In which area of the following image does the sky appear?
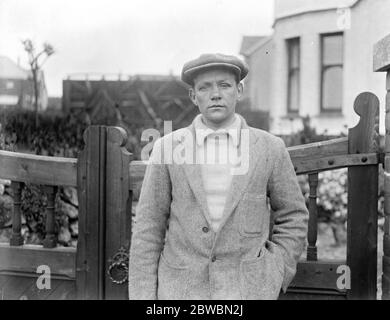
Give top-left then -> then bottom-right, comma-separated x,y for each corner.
0,0 -> 274,96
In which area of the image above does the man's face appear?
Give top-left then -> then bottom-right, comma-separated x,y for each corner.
189,69 -> 243,129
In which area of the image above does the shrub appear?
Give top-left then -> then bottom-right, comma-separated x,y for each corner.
0,108 -> 88,157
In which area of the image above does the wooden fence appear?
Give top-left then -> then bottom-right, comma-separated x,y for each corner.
0,153 -> 77,299
0,91 -> 385,299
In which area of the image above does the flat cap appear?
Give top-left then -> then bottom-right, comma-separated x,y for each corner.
181,53 -> 249,85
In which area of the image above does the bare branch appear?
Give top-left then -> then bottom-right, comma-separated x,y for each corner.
20,39 -> 56,127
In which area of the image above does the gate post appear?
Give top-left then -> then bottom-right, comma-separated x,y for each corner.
76,126 -> 106,300
104,127 -> 133,299
374,34 -> 390,300
76,126 -> 132,300
347,92 -> 379,300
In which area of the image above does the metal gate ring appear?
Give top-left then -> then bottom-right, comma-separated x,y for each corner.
107,246 -> 129,285
108,261 -> 129,284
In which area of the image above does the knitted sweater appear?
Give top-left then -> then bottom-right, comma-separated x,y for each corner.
193,114 -> 241,232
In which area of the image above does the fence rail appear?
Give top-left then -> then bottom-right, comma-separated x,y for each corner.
0,150 -> 77,187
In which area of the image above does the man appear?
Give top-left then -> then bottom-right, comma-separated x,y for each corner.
128,53 -> 308,300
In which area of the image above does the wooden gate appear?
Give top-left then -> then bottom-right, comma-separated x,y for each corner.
76,126 -> 133,299
75,92 -> 381,300
280,92 -> 380,299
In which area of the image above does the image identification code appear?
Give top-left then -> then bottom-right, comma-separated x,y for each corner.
146,304 -> 243,317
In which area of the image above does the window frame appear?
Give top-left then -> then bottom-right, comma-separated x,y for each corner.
320,32 -> 344,113
287,37 -> 301,114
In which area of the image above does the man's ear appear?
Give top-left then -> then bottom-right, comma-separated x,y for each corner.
237,82 -> 244,99
189,88 -> 197,106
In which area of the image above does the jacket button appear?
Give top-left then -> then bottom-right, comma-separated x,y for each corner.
211,256 -> 217,262
202,227 -> 209,233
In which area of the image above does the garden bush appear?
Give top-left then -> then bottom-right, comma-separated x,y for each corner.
0,108 -> 87,157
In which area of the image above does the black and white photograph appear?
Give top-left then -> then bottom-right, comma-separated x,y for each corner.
0,0 -> 390,305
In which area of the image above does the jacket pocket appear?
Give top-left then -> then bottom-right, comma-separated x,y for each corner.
239,194 -> 268,236
239,244 -> 284,300
157,253 -> 190,300
265,240 -> 285,278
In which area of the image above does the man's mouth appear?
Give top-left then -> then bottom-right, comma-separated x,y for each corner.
209,105 -> 225,109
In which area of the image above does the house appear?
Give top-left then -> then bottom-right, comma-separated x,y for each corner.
0,56 -> 48,111
240,0 -> 390,135
240,36 -> 273,113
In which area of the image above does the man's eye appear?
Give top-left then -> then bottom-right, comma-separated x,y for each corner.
220,83 -> 231,88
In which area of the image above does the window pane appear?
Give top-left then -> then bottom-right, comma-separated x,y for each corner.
288,70 -> 299,112
323,34 -> 343,65
287,38 -> 300,112
322,67 -> 343,110
288,38 -> 300,69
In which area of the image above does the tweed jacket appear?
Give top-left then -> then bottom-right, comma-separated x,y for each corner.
128,115 -> 308,300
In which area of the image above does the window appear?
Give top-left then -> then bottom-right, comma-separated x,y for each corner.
321,33 -> 343,112
287,38 -> 300,113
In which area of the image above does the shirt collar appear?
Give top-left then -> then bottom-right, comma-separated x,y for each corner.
194,114 -> 241,147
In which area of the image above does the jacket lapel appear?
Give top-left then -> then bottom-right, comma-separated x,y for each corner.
178,124 -> 214,227
182,163 -> 214,227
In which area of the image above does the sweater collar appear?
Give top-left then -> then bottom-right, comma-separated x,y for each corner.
193,114 -> 241,147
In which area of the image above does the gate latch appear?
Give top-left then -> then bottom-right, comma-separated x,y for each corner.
107,246 -> 129,285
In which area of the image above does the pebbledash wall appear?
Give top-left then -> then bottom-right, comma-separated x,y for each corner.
242,0 -> 390,135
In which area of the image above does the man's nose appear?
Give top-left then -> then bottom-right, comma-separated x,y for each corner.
210,85 -> 221,100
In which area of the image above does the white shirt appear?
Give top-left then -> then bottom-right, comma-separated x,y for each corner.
193,114 -> 242,232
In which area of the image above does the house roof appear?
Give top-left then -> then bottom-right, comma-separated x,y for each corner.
240,36 -> 272,57
0,56 -> 30,80
240,36 -> 266,55
274,0 -> 362,21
